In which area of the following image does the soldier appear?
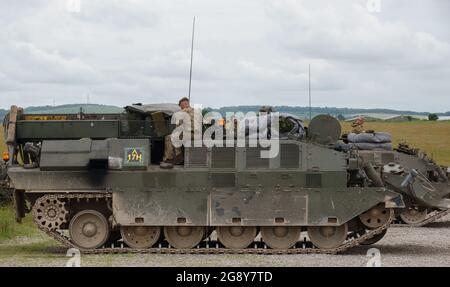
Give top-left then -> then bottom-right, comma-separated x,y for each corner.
351,116 -> 365,134
160,97 -> 201,169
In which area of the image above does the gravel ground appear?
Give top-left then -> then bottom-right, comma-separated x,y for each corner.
1,215 -> 450,267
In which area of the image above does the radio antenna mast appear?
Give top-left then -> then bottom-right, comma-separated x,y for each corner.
188,16 -> 196,101
309,64 -> 312,121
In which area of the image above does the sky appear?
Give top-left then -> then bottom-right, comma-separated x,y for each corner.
0,0 -> 449,112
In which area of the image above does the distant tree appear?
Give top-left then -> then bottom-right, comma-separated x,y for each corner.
428,114 -> 439,121
406,115 -> 413,121
337,114 -> 346,121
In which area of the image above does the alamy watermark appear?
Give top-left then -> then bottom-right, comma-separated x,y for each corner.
170,110 -> 280,158
366,248 -> 382,267
66,0 -> 81,13
66,248 -> 81,267
366,0 -> 381,13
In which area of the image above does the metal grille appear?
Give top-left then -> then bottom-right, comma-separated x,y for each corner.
280,144 -> 299,168
187,147 -> 208,167
246,148 -> 269,168
211,147 -> 236,168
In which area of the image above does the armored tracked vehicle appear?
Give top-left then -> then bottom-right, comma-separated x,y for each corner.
2,105 -> 408,253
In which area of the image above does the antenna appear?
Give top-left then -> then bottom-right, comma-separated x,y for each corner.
309,64 -> 312,121
188,16 -> 196,101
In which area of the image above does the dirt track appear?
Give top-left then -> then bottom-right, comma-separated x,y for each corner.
1,216 -> 450,267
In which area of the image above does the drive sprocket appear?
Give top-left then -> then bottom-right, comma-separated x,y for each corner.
32,195 -> 68,230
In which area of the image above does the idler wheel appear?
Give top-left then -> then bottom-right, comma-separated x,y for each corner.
359,204 -> 393,229
261,226 -> 301,249
69,210 -> 110,249
307,223 -> 348,249
400,206 -> 428,225
163,226 -> 205,249
216,226 -> 257,249
120,226 -> 161,249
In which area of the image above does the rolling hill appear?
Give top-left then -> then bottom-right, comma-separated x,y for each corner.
1,104 -> 449,122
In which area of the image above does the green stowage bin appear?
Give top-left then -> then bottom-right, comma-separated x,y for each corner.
16,120 -> 120,140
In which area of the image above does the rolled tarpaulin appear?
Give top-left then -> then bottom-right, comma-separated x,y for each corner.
347,132 -> 392,144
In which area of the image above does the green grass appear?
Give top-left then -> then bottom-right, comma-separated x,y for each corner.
0,240 -> 61,256
341,120 -> 450,166
0,128 -> 5,152
0,205 -> 41,242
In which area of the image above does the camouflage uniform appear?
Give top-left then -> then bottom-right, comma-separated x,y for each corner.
351,117 -> 365,134
163,106 -> 201,163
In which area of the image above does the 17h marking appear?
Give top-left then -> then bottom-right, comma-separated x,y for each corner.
128,149 -> 143,162
124,148 -> 145,166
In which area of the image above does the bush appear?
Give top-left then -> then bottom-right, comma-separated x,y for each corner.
0,187 -> 12,204
428,114 -> 439,121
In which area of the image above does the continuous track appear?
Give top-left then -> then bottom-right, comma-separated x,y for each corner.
33,193 -> 393,255
393,209 -> 450,227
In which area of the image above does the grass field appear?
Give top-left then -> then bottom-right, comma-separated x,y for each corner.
341,121 -> 450,165
0,129 -> 5,152
0,206 -> 42,241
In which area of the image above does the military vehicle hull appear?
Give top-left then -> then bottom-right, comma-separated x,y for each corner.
9,168 -> 400,228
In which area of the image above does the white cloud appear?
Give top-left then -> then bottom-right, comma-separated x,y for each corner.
0,42 -> 102,84
0,0 -> 449,112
